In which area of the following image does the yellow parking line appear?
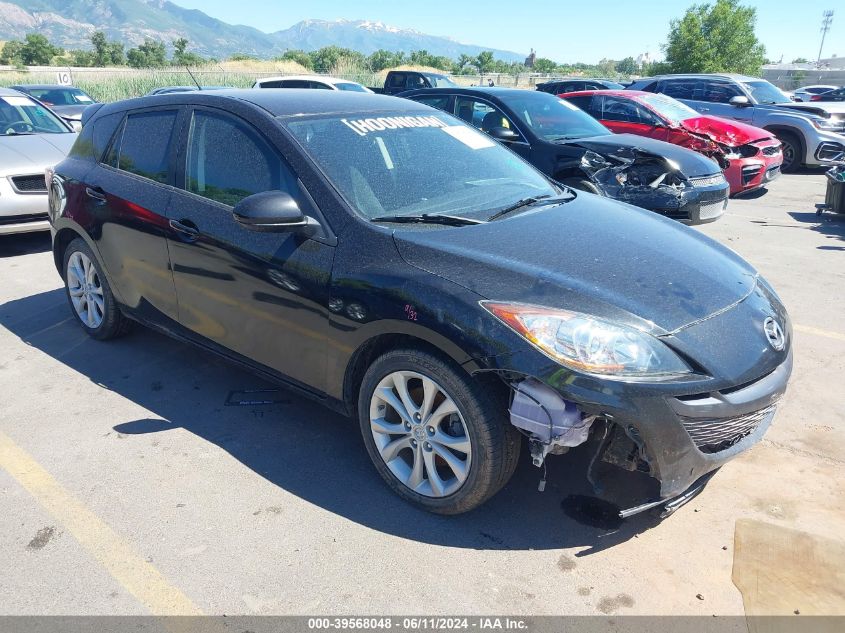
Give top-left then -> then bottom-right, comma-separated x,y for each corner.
794,324 -> 845,343
0,431 -> 202,616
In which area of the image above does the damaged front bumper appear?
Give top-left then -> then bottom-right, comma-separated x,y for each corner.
578,148 -> 729,225
496,344 -> 792,515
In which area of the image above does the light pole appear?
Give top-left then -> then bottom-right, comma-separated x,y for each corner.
818,10 -> 834,63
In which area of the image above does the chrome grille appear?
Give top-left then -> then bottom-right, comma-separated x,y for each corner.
689,173 -> 726,188
681,404 -> 777,454
10,174 -> 47,193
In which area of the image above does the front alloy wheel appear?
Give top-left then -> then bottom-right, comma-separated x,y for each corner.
369,370 -> 472,498
358,349 -> 520,514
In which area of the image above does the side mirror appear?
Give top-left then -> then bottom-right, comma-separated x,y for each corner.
729,95 -> 751,107
488,126 -> 519,142
233,191 -> 315,233
64,118 -> 82,132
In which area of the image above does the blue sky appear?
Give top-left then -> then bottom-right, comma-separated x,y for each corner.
175,0 -> 842,64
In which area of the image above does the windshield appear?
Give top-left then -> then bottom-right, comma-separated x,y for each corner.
285,111 -> 557,220
639,93 -> 700,123
0,94 -> 69,134
335,82 -> 370,93
425,74 -> 458,88
742,80 -> 790,105
506,92 -> 609,141
25,87 -> 95,106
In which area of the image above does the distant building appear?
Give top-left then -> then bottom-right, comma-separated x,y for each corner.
524,48 -> 536,68
636,52 -> 652,69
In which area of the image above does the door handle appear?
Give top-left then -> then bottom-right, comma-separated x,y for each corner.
169,219 -> 200,240
85,186 -> 106,203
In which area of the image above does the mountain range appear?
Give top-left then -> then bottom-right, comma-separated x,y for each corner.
0,0 -> 525,62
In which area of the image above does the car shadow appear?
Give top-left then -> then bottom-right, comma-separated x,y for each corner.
0,231 -> 52,257
787,210 -> 845,243
1,288 -> 667,553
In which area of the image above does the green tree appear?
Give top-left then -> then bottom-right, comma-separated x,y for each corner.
616,56 -> 638,75
367,49 -> 404,71
90,31 -> 125,66
172,38 -> 204,66
127,39 -> 168,68
453,53 -> 476,74
308,46 -> 365,72
664,0 -> 765,74
276,49 -> 314,69
475,51 -> 495,74
532,57 -> 558,74
791,57 -> 808,64
0,40 -> 24,65
69,49 -> 96,67
14,33 -> 63,65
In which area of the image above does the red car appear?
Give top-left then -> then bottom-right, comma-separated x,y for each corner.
559,90 -> 783,196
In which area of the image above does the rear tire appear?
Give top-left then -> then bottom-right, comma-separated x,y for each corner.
358,348 -> 520,514
63,237 -> 131,340
777,132 -> 802,173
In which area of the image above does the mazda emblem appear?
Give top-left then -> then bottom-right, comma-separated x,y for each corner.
763,317 -> 785,351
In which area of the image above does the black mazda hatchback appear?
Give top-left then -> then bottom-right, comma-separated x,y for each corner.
48,90 -> 791,517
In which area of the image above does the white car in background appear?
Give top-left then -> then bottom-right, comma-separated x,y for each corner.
252,75 -> 373,92
0,89 -> 77,235
793,85 -> 838,102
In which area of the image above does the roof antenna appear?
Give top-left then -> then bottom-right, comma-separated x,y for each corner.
185,65 -> 202,90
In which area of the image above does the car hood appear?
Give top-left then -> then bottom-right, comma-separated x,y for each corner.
50,104 -> 88,119
393,194 -> 758,334
679,116 -> 771,146
0,133 -> 77,173
777,101 -> 845,115
565,133 -> 720,177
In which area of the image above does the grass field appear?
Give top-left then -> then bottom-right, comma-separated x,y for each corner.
0,61 -> 527,102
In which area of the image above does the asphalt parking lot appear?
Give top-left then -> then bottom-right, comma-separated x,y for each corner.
0,172 -> 843,617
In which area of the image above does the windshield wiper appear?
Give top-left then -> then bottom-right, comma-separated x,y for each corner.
370,213 -> 484,226
487,194 -> 572,222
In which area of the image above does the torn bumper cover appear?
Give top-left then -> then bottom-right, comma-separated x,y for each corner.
578,147 -> 729,224
498,337 -> 792,514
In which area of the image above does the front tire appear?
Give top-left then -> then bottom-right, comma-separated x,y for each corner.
358,349 -> 520,514
777,132 -> 802,173
63,237 -> 131,340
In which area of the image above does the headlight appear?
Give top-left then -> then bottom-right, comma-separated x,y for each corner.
482,302 -> 692,378
811,116 -> 844,132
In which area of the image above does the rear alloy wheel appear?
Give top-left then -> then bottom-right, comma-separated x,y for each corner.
358,349 -> 520,514
777,132 -> 802,173
63,238 -> 131,340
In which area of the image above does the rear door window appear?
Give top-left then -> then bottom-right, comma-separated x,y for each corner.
600,96 -> 657,124
412,95 -> 452,112
563,95 -> 596,115
701,81 -> 744,103
109,109 -> 178,184
185,110 -> 297,207
454,97 -> 522,139
660,79 -> 703,101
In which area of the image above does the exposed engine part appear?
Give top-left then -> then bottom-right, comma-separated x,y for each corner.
509,378 -> 596,467
577,148 -> 696,213
600,424 -> 651,474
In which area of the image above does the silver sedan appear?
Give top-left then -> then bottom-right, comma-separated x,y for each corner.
0,88 -> 77,235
